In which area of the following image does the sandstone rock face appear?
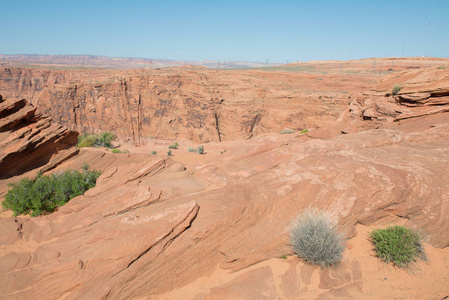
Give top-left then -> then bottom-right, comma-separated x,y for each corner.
1,65 -> 449,299
314,67 -> 449,139
1,116 -> 449,299
0,95 -> 78,180
358,67 -> 449,122
0,67 -> 376,144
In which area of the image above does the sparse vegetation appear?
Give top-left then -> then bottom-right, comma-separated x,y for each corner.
281,129 -> 295,134
82,162 -> 89,171
167,150 -> 173,156
300,129 -> 309,134
221,150 -> 227,154
151,150 -> 157,155
187,146 -> 205,154
168,142 -> 179,149
437,66 -> 446,69
111,148 -> 129,154
196,145 -> 204,154
392,84 -> 402,95
370,225 -> 426,268
2,166 -> 101,217
290,209 -> 345,267
77,132 -> 115,148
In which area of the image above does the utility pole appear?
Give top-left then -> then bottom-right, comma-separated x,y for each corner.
425,23 -> 430,57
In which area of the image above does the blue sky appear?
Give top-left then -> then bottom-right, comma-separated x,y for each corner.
1,0 -> 448,62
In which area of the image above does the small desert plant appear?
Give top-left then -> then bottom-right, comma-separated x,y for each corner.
96,132 -> 115,148
187,146 -> 195,152
196,145 -> 204,154
290,209 -> 345,267
77,134 -> 98,148
151,150 -> 157,155
168,142 -> 179,149
167,150 -> 173,156
82,162 -> 90,171
300,129 -> 309,134
111,148 -> 129,153
370,225 -> 426,268
392,84 -> 402,95
437,66 -> 446,69
281,129 -> 295,134
77,132 -> 115,148
2,167 -> 101,217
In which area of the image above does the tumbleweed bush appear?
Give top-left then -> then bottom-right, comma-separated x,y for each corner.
290,209 -> 345,267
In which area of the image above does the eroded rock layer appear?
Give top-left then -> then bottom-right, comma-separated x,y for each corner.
362,67 -> 449,121
1,66 -> 449,299
1,116 -> 449,298
0,95 -> 78,180
0,67 -> 377,144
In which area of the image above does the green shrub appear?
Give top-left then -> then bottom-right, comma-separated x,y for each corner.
151,150 -> 157,155
392,84 -> 402,95
111,148 -> 129,154
281,129 -> 295,134
77,132 -> 115,148
77,134 -> 98,148
300,129 -> 309,134
370,225 -> 426,268
82,162 -> 89,171
168,142 -> 179,149
187,146 -> 195,152
2,168 -> 101,217
196,145 -> 204,154
167,150 -> 173,156
437,66 -> 446,69
96,132 -> 115,148
290,209 -> 345,267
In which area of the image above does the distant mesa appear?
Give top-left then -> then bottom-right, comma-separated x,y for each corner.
0,54 -> 280,69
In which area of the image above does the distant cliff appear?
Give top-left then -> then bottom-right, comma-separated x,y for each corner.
0,66 -> 374,144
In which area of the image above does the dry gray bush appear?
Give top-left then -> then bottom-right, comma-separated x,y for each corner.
290,209 -> 345,267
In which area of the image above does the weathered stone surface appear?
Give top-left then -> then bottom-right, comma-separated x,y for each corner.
0,66 -> 375,144
1,117 -> 449,299
0,96 -> 78,180
205,266 -> 278,300
358,67 -> 449,122
1,63 -> 449,299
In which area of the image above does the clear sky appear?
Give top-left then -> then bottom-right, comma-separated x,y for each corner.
1,0 -> 448,62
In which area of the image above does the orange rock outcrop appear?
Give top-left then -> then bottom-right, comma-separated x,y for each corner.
1,62 -> 449,299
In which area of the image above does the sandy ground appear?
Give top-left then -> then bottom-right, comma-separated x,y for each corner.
153,224 -> 449,299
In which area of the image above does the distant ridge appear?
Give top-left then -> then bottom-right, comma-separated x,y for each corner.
0,54 -> 280,69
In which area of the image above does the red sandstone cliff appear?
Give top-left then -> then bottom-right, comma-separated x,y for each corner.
1,65 -> 449,298
0,67 -> 376,144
